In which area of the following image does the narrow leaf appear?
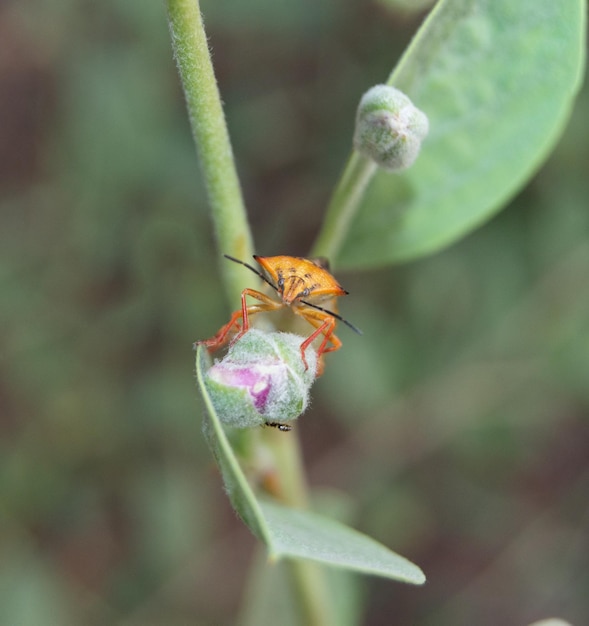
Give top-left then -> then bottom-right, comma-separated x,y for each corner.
259,499 -> 425,584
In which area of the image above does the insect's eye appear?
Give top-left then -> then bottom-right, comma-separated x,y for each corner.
277,277 -> 284,290
301,288 -> 310,297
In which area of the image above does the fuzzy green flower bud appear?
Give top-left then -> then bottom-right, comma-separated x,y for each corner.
354,84 -> 429,171
204,329 -> 318,430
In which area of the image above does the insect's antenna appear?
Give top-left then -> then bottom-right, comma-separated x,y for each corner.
300,299 -> 363,335
223,254 -> 278,292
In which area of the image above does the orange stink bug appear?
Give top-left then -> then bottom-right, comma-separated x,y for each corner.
199,254 -> 361,373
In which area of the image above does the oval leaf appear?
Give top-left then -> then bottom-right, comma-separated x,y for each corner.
337,0 -> 585,268
196,345 -> 425,584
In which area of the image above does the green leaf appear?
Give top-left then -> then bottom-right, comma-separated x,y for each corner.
196,345 -> 425,584
258,499 -> 425,583
337,0 -> 586,269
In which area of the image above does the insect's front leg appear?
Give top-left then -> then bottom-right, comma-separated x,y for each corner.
232,288 -> 284,341
197,288 -> 283,352
196,309 -> 244,352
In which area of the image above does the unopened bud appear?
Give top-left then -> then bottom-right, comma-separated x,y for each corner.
354,84 -> 429,171
204,329 -> 318,430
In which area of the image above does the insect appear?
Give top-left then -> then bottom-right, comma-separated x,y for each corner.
199,254 -> 362,374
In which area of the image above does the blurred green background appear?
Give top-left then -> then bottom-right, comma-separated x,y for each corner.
1,1 -> 587,625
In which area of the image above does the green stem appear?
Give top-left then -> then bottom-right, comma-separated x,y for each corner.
261,429 -> 335,626
167,3 -> 335,624
288,559 -> 335,626
165,0 -> 254,303
262,427 -> 309,508
310,151 -> 377,264
311,0 -> 445,264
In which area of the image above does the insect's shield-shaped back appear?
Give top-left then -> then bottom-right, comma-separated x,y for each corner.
204,329 -> 318,429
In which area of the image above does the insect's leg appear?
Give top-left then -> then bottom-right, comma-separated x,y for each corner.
298,312 -> 341,371
299,317 -> 331,373
317,326 -> 342,355
197,309 -> 244,352
233,288 -> 283,342
198,289 -> 283,352
240,288 -> 250,332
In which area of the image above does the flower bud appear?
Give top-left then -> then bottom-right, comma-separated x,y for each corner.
204,329 -> 318,430
353,84 -> 429,171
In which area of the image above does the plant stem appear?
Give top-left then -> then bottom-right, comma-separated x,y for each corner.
166,3 -> 335,624
165,0 -> 254,303
288,559 -> 335,626
262,429 -> 335,626
310,151 -> 377,265
263,427 -> 309,508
